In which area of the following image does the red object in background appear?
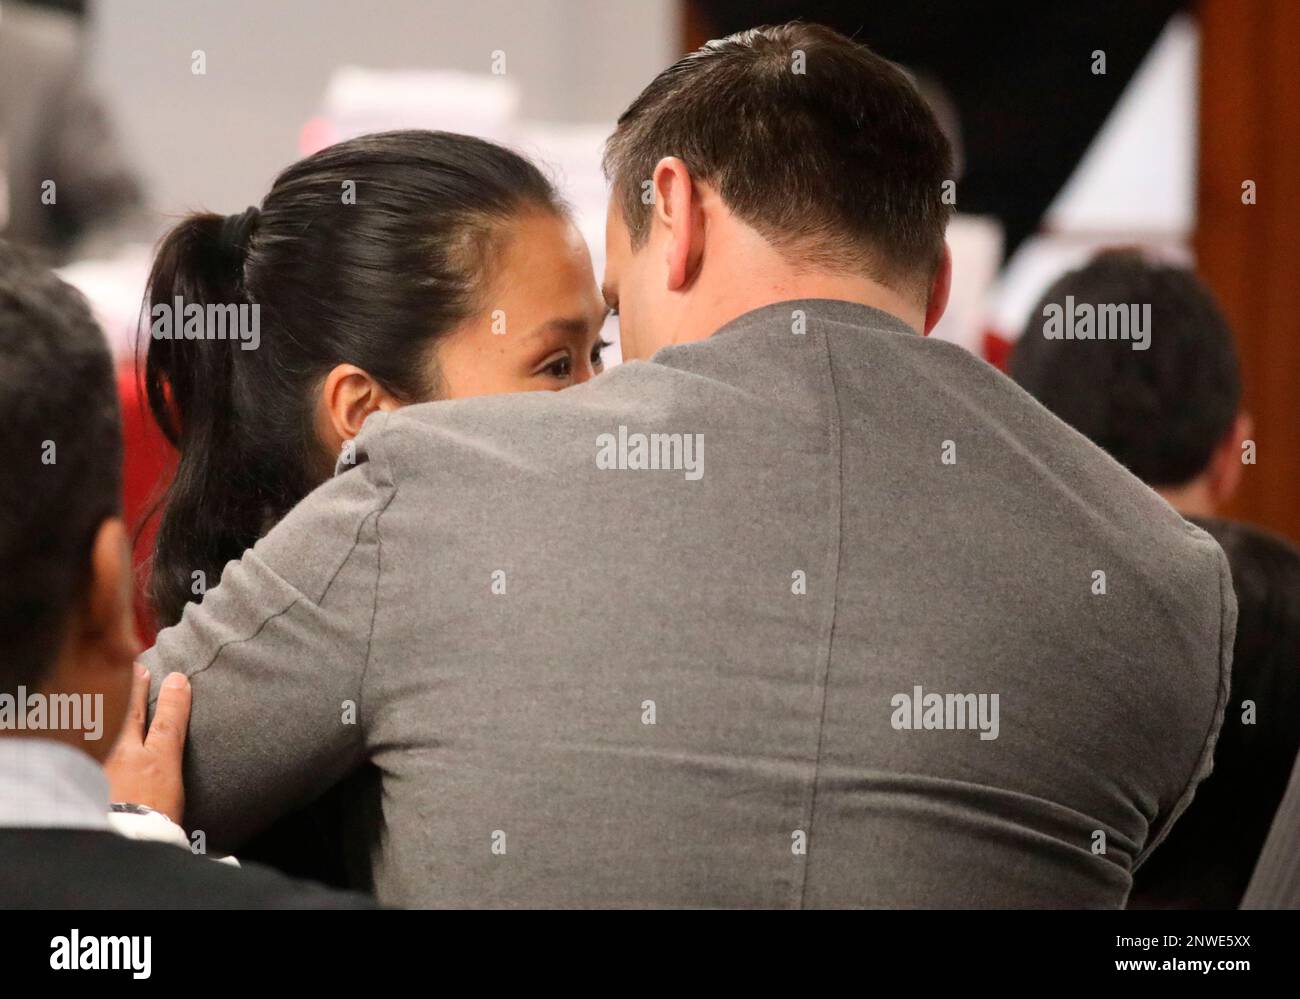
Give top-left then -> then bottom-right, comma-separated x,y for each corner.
983,329 -> 1014,372
117,365 -> 176,646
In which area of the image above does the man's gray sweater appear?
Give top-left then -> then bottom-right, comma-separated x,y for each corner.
145,300 -> 1235,907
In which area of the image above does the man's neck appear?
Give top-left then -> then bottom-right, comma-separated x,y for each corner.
1156,479 -> 1217,519
675,228 -> 926,347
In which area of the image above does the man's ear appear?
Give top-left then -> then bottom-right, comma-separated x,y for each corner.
319,364 -> 400,455
651,157 -> 705,292
922,243 -> 953,336
84,518 -> 141,665
1208,411 -> 1253,508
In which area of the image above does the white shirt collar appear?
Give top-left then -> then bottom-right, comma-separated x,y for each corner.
0,737 -> 110,830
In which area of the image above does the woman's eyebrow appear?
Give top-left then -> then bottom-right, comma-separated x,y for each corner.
525,310 -> 611,341
524,317 -> 589,341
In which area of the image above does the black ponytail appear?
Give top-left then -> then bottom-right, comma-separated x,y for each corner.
143,130 -> 564,627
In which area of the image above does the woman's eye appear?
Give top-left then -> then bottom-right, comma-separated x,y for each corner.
592,339 -> 611,367
543,355 -> 572,379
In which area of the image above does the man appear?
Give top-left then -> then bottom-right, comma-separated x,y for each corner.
1011,249 -> 1300,908
0,242 -> 373,908
1009,249 -> 1252,518
146,23 -> 1233,907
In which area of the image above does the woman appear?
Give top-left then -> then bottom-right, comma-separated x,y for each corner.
136,130 -> 609,886
144,129 -> 610,629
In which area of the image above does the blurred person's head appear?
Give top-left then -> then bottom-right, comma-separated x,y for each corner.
0,242 -> 140,759
602,22 -> 954,360
1010,248 -> 1250,516
144,130 -> 607,628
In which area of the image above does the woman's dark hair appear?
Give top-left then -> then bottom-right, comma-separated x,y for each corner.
143,130 -> 564,628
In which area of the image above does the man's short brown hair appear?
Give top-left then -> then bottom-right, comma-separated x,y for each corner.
604,22 -> 954,297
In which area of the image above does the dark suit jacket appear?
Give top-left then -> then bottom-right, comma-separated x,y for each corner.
1130,518 -> 1300,909
0,828 -> 377,909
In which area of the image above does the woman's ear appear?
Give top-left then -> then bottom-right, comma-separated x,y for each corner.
318,364 -> 400,454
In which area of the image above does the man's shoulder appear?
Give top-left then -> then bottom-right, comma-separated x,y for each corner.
829,319 -> 1232,603
222,364 -> 687,613
351,300 -> 918,472
0,828 -> 377,909
358,359 -> 708,474
389,358 -> 688,427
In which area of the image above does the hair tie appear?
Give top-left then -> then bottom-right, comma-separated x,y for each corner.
219,205 -> 261,261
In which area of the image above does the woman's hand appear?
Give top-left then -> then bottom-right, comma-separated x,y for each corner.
104,664 -> 192,825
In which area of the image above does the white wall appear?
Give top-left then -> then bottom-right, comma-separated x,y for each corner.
87,0 -> 676,214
